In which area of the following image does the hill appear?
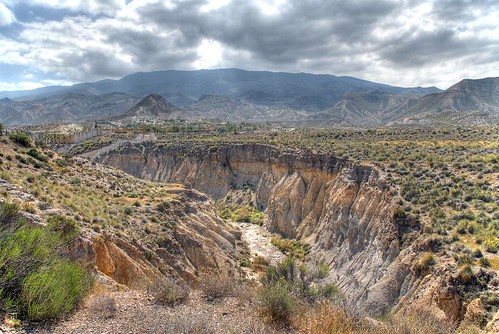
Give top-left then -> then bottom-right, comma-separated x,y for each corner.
388,77 -> 499,125
105,94 -> 186,126
0,93 -> 139,126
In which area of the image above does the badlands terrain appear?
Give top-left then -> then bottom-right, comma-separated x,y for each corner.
0,69 -> 498,333
0,124 -> 497,333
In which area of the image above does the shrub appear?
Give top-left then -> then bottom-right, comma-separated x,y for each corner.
412,252 -> 435,276
21,261 -> 89,321
150,279 -> 189,306
484,236 -> 498,253
55,159 -> 68,167
258,282 -> 297,326
70,177 -> 81,185
479,257 -> 491,268
262,256 -> 297,285
198,273 -> 237,299
156,201 -> 170,213
271,237 -> 310,260
219,205 -> 264,224
26,148 -> 48,163
9,132 -> 32,147
317,261 -> 329,279
296,301 -> 355,334
316,283 -> 339,300
252,255 -> 269,271
46,214 -> 80,242
0,201 -> 90,321
0,201 -> 23,228
457,264 -> 474,284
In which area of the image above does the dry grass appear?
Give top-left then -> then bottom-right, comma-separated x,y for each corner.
197,273 -> 238,299
149,279 -> 190,306
295,300 -> 356,334
293,300 -> 457,334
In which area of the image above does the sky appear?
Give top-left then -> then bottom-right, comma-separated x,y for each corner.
0,0 -> 498,91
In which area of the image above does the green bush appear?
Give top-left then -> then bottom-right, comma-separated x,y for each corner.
0,201 -> 89,321
457,264 -> 474,284
9,132 -> 32,147
317,261 -> 329,279
219,205 -> 264,224
258,282 -> 296,326
484,236 -> 498,253
26,148 -> 48,163
0,201 -> 23,229
46,214 -> 80,242
70,177 -> 81,185
150,279 -> 189,306
21,261 -> 89,320
271,237 -> 310,260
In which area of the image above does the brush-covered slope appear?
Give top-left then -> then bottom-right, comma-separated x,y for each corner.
0,93 -> 140,126
389,77 -> 499,125
0,135 -> 240,290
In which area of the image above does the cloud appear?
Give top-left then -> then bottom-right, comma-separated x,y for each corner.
0,3 -> 16,26
0,81 -> 44,91
8,0 -> 126,16
0,0 -> 498,88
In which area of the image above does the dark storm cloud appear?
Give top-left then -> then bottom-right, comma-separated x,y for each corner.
137,0 -> 397,65
432,0 -> 498,22
377,0 -> 499,69
105,28 -> 199,68
60,51 -> 133,79
380,29 -> 467,67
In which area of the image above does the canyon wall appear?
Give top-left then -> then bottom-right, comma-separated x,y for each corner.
87,143 -> 425,315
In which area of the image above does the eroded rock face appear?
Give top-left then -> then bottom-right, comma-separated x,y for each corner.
62,189 -> 240,289
87,143 -> 416,315
87,142 -> 497,324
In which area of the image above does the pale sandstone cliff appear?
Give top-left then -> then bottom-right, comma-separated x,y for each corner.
84,143 -> 415,315
85,142 -> 497,325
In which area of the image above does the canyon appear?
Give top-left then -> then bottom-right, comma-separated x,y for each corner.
82,141 -> 458,318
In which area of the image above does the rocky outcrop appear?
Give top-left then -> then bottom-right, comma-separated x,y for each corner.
65,194 -> 240,288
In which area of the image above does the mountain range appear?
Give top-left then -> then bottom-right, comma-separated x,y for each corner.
0,69 -> 497,127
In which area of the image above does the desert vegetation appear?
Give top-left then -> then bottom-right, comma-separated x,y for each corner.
0,202 -> 90,321
0,126 -> 497,332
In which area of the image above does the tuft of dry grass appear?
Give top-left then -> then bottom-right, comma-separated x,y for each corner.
149,279 -> 190,306
295,300 -> 356,334
197,273 -> 238,299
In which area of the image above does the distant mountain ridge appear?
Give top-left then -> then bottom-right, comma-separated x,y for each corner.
0,69 -> 497,127
123,94 -> 182,117
0,68 -> 439,106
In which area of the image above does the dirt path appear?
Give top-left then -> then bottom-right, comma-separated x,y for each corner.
237,222 -> 286,266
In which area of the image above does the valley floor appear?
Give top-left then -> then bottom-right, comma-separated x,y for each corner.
1,220 -> 291,334
43,290 -> 285,334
